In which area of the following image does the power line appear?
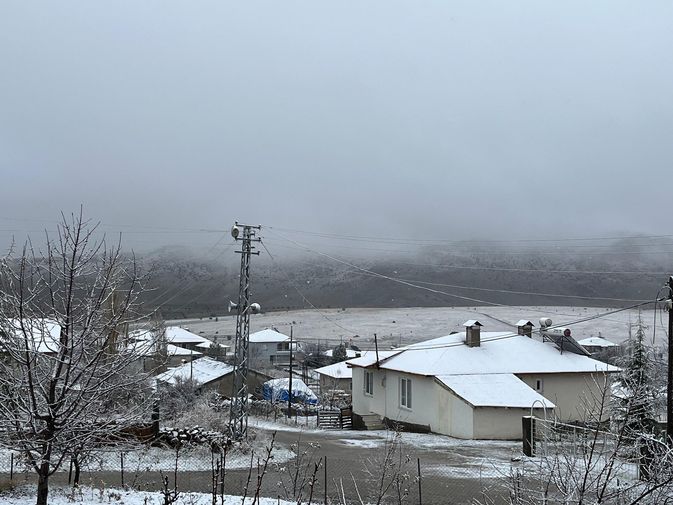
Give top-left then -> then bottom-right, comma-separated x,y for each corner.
264,229 -> 658,307
264,229 -> 505,307
261,240 -> 671,276
143,235 -> 236,310
365,275 -> 650,303
375,300 -> 661,352
259,239 -> 357,336
267,225 -> 673,246
261,235 -> 673,257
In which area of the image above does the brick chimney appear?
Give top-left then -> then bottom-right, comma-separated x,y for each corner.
463,320 -> 483,347
516,320 -> 534,338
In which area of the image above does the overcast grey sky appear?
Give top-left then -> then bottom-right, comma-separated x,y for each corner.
1,1 -> 672,256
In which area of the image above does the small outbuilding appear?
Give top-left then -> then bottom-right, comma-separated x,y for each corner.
155,357 -> 270,397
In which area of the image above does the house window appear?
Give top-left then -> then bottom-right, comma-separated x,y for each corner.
364,370 -> 374,396
400,377 -> 412,409
535,378 -> 544,393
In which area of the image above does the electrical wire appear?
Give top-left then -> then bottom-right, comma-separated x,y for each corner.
261,240 -> 671,276
259,239 -> 357,335
371,299 -> 662,352
267,225 -> 673,246
264,229 -> 505,307
264,230 -> 658,307
368,276 -> 650,303
143,235 -> 236,311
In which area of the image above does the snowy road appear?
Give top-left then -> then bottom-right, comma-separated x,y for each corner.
0,422 -> 521,504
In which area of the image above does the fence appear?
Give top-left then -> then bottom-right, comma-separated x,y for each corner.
511,416 -> 673,504
0,431 -> 515,504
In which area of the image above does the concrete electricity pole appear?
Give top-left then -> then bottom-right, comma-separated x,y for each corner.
229,223 -> 261,440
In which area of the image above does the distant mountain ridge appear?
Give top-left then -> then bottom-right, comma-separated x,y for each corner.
138,239 -> 672,319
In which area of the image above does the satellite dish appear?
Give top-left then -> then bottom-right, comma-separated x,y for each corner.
250,303 -> 261,314
231,226 -> 241,239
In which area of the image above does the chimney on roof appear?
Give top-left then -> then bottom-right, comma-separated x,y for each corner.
463,320 -> 483,347
516,320 -> 535,338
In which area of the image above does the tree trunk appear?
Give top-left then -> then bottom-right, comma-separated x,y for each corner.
73,457 -> 81,487
36,462 -> 50,505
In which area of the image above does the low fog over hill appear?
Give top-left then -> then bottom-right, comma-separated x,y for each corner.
139,237 -> 673,319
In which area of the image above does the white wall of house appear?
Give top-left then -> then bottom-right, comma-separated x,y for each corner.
517,372 -> 611,422
382,370 -> 439,430
355,368 -> 458,434
354,367 -> 565,440
353,367 -> 387,416
436,388 -> 474,439
473,407 -> 531,439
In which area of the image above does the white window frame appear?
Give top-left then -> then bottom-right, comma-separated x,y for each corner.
400,377 -> 412,409
364,370 -> 374,396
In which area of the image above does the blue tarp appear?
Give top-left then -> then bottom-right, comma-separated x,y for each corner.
262,378 -> 319,405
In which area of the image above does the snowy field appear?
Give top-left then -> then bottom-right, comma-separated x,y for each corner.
168,305 -> 662,349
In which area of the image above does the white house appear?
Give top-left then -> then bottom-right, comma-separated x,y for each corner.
127,326 -> 230,370
129,326 -> 226,353
350,321 -> 619,440
315,351 -> 398,395
249,328 -> 304,367
577,336 -> 619,355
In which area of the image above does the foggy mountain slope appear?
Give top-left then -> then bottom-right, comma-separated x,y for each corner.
138,240 -> 672,318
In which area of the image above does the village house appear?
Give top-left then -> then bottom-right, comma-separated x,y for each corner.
249,328 -> 304,367
154,356 -> 271,397
350,320 -> 619,440
129,326 -> 228,354
577,335 -> 620,359
127,326 -> 230,372
315,350 -> 398,396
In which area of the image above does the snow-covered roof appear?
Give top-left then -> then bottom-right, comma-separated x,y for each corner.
127,338 -> 202,358
263,378 -> 318,401
315,361 -> 351,380
155,357 -> 233,386
249,328 -> 290,343
347,350 -> 403,368
516,320 -> 535,327
349,332 -> 619,375
463,320 -> 482,327
1,319 -> 62,354
435,374 -> 555,409
166,344 -> 202,357
577,336 -> 619,348
130,326 -> 216,347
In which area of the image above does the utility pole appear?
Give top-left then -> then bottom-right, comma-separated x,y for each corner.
667,276 -> 673,443
288,325 -> 293,418
228,223 -> 261,440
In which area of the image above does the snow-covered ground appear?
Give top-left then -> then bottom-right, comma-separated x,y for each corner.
0,486 -> 296,505
168,306 -> 658,348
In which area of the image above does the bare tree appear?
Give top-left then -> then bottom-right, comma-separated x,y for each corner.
0,212 -> 154,505
481,375 -> 673,505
